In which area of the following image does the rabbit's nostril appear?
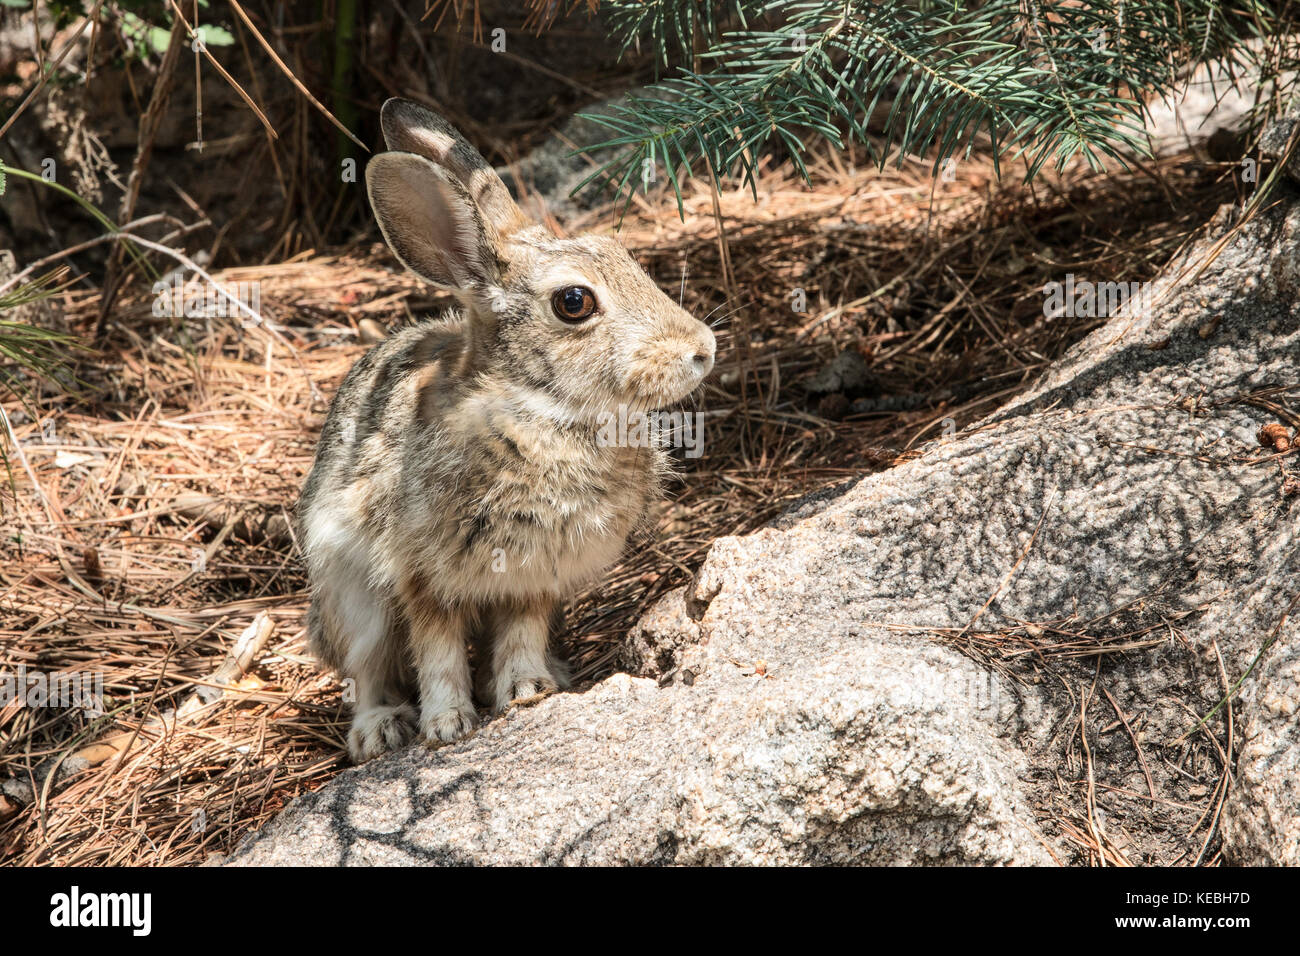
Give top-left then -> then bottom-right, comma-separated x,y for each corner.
680,346 -> 714,380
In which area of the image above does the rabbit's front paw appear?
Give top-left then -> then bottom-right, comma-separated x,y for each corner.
421,704 -> 478,744
348,703 -> 418,763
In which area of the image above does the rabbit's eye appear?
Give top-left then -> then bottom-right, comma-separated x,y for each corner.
552,286 -> 597,323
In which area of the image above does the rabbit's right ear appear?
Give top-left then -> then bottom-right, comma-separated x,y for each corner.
366,152 -> 501,293
379,98 -> 530,237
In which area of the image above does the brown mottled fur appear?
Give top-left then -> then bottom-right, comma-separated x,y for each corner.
298,100 -> 715,762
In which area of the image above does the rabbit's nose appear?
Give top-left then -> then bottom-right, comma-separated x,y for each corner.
687,350 -> 714,377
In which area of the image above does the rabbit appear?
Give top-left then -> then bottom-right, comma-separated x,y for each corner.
299,98 -> 716,763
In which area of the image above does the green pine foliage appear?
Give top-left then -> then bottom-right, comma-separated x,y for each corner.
580,0 -> 1300,210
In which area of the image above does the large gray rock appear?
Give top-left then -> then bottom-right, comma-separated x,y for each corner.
230,656 -> 1048,865
228,181 -> 1300,867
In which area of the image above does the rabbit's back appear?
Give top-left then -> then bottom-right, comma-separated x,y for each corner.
298,317 -> 467,666
300,316 -> 464,518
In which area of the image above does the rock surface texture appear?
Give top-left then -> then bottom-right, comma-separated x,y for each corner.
229,180 -> 1300,867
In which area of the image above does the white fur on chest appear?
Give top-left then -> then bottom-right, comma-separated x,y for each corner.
396,389 -> 654,602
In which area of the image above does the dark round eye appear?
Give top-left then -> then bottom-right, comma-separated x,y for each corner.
551,285 -> 597,323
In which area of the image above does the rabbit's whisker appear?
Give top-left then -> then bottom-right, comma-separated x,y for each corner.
700,298 -> 734,325
707,303 -> 747,329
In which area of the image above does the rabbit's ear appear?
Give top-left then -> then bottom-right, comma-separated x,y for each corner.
379,98 -> 529,237
366,152 -> 501,292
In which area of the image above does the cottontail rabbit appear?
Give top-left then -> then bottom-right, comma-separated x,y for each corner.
299,99 -> 716,763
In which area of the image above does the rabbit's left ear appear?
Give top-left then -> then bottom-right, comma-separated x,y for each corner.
380,98 -> 530,237
366,152 -> 501,293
